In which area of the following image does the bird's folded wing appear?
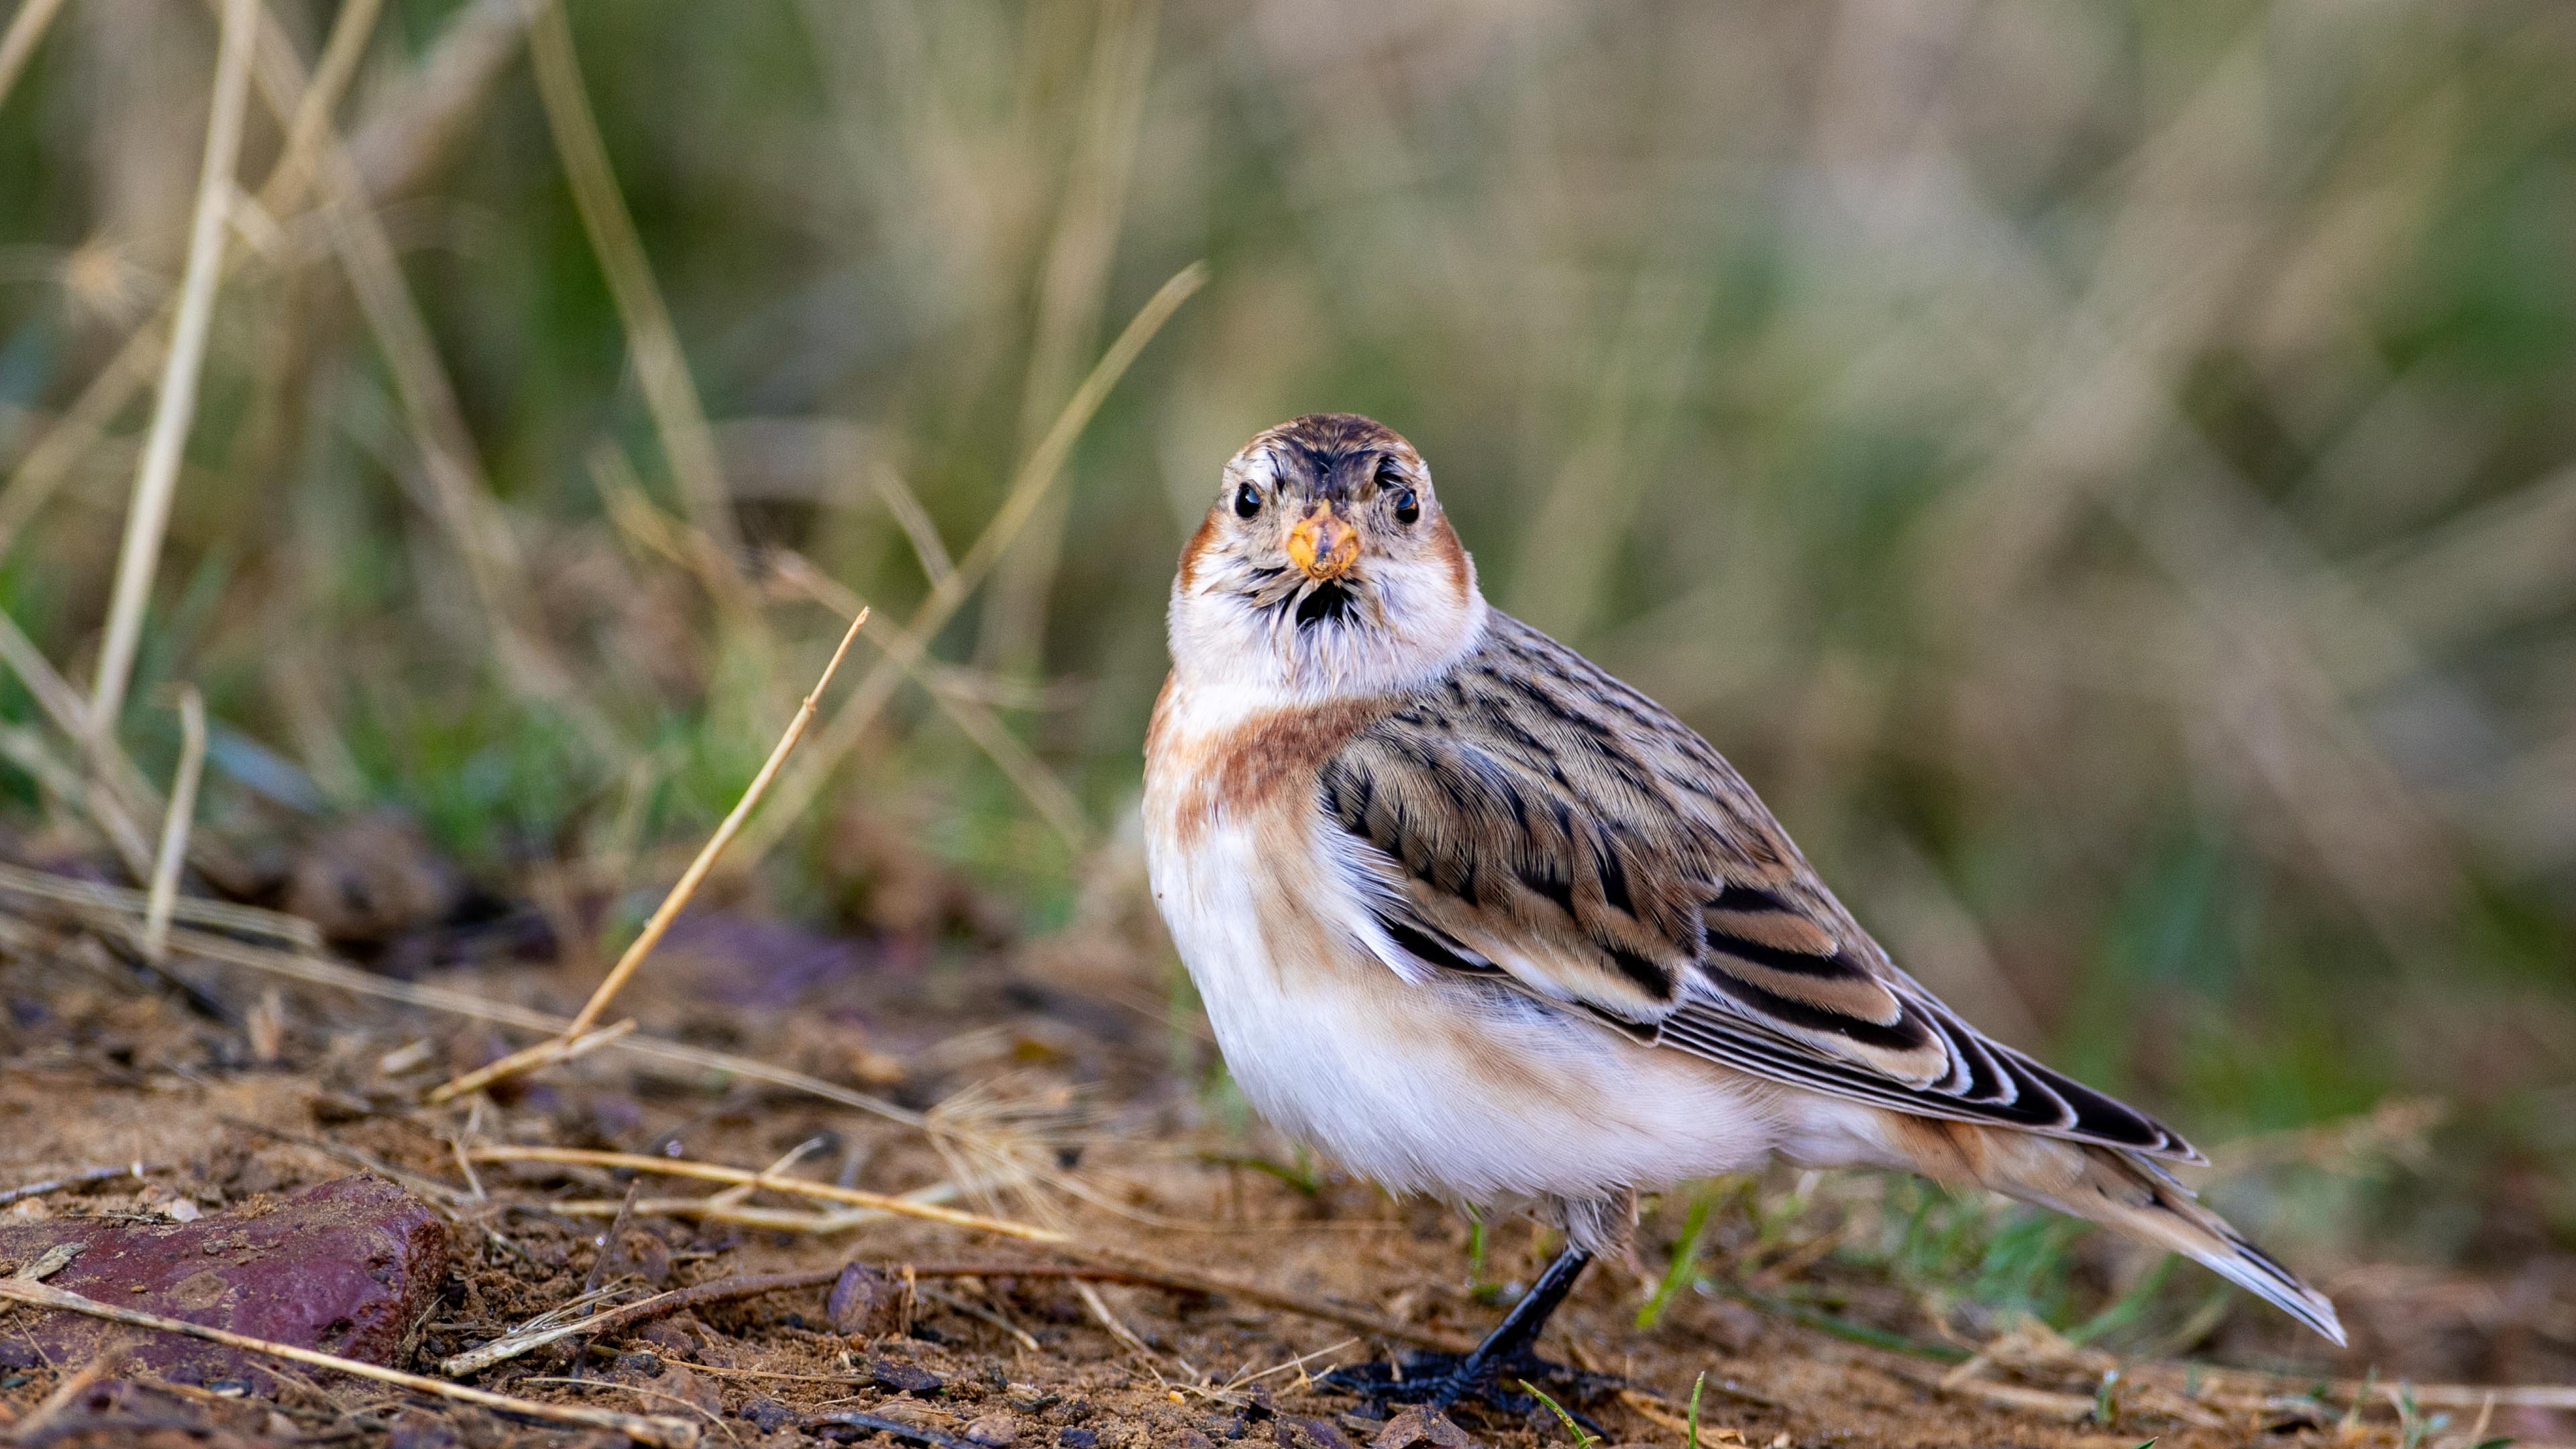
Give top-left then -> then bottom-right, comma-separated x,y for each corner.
1316,615 -> 2199,1163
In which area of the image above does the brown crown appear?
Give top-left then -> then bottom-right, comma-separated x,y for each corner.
1242,414 -> 1423,504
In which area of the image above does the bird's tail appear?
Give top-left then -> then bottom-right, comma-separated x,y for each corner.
1858,1112 -> 2345,1344
2048,1146 -> 2344,1345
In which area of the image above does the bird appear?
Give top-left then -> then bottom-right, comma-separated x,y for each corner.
1141,412 -> 2343,1417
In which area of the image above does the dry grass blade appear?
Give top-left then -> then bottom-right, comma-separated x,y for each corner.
0,612 -> 155,879
443,1256 -> 1443,1379
705,1136 -> 830,1211
1918,1315 -> 2576,1419
344,0 -> 540,201
543,1191 -> 953,1233
139,686 -> 206,963
528,1 -> 743,565
916,1283 -> 1042,1352
133,921 -> 921,1126
0,859 -> 319,947
770,552 -> 1089,847
440,1267 -> 845,1377
0,1163 -> 154,1210
1073,1279 -> 1162,1366
0,0 -> 69,114
1880,1358 -> 2110,1424
445,1018 -> 636,1093
0,335 -> 160,561
2129,1363 -> 2576,1415
0,602 -> 91,744
264,0 -> 386,201
462,1146 -> 1065,1243
0,1277 -> 699,1446
865,457 -> 955,584
88,0 -> 259,738
425,607 -> 866,1104
8,1355 -> 112,1442
735,260 -> 1206,868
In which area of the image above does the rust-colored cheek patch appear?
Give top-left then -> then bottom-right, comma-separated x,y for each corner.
1175,511 -> 1222,592
1430,519 -> 1470,598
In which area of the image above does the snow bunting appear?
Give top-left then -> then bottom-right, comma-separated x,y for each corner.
1143,413 -> 2341,1411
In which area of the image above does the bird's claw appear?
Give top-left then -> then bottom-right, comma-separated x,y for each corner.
1319,1349 -> 1620,1434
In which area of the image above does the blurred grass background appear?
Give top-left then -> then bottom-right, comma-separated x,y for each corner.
0,0 -> 2571,1303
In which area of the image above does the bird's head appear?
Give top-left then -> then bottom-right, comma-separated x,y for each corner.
1168,413 -> 1486,700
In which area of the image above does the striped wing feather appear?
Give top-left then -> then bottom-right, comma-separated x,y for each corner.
1320,613 -> 2200,1164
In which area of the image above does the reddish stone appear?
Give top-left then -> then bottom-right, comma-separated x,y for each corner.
828,1262 -> 914,1338
0,1175 -> 449,1385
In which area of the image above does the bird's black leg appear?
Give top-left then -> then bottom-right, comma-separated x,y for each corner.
1320,1246 -> 1621,1430
1443,1244 -> 1590,1389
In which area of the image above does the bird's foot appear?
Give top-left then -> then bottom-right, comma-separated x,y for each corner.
1320,1349 -> 1620,1434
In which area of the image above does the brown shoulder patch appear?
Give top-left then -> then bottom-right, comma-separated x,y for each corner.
1157,697 -> 1389,851
1210,699 -> 1387,813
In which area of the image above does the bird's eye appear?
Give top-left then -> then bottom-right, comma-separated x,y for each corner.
1391,488 -> 1419,526
1233,482 -> 1262,519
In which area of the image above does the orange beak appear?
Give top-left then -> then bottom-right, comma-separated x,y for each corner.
1286,504 -> 1359,581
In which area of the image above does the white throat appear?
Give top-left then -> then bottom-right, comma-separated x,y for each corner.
1166,566 -> 1489,710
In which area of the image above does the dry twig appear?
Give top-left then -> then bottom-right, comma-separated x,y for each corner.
0,1276 -> 698,1446
7,1355 -> 113,1442
443,1256 -> 1460,1379
462,1146 -> 1059,1243
0,1163 -> 156,1210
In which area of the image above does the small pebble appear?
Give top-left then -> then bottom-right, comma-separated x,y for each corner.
637,1320 -> 698,1359
870,1356 -> 943,1395
207,1379 -> 254,1397
1056,1432 -> 1098,1448
827,1263 -> 914,1338
738,1397 -> 796,1433
963,1411 -> 1018,1447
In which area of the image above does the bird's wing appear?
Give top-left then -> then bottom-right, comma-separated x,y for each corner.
1318,614 -> 2200,1163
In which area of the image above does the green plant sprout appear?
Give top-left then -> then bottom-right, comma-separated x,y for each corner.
1521,1380 -> 1599,1448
